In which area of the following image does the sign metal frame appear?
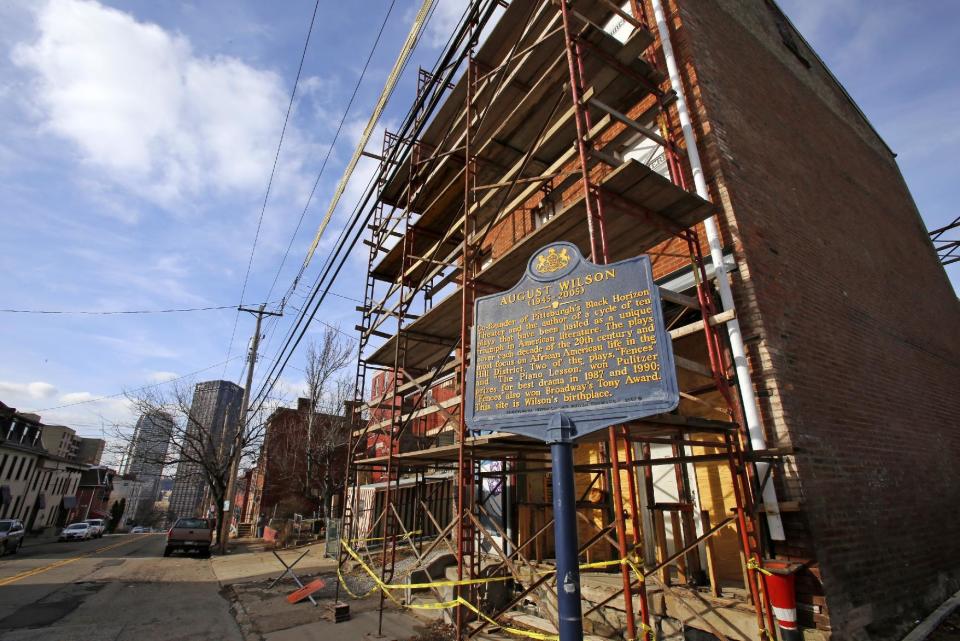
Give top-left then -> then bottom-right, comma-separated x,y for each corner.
465,242 -> 679,441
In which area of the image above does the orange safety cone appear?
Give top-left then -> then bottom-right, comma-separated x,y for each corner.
759,560 -> 803,641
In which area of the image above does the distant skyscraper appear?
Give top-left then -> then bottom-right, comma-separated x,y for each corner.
124,411 -> 174,517
169,380 -> 243,519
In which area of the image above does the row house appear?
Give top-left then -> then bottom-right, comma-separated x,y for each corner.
1,401 -> 105,533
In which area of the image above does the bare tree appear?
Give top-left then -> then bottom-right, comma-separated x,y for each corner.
311,374 -> 353,517
304,328 -> 353,507
114,382 -> 284,544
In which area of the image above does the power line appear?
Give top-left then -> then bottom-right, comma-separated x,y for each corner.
27,355 -> 245,414
292,0 -> 436,292
0,291 -> 361,316
266,0 -> 399,308
250,1 -> 452,406
222,0 -> 322,376
249,0 -> 501,417
0,304 -> 242,315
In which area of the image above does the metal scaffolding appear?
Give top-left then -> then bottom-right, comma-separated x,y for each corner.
336,1 -> 786,639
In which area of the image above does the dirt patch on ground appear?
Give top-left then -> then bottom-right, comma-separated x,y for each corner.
406,619 -> 456,641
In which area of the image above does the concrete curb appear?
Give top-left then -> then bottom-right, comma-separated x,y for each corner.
222,583 -> 263,641
902,589 -> 960,641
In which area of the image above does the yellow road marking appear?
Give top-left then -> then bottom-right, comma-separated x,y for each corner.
0,534 -> 152,587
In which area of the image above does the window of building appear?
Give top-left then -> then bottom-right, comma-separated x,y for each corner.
4,456 -> 16,480
44,472 -> 52,492
477,248 -> 493,270
601,1 -> 634,45
623,118 -> 671,179
533,199 -> 556,229
0,454 -> 7,478
14,457 -> 25,481
23,459 -> 34,484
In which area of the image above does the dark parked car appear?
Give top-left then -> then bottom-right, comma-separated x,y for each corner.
0,519 -> 25,556
164,518 -> 213,557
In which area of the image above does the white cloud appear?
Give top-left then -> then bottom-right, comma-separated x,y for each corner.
147,371 -> 179,383
11,0 -> 308,208
272,376 -> 307,402
425,0 -> 468,48
58,391 -> 95,403
0,379 -> 134,437
0,380 -> 58,400
90,333 -> 180,360
424,0 -> 502,50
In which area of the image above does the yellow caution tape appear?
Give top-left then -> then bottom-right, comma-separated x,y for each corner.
351,529 -> 422,544
340,538 -> 515,589
640,621 -> 657,640
336,564 -> 378,599
337,537 -> 556,640
336,537 -> 648,641
576,556 -> 645,581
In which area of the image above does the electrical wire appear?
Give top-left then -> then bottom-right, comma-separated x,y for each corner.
266,0 -> 399,308
221,0 -> 322,377
248,0 -> 502,417
27,355 -> 246,413
293,0 -> 437,288
250,0 -> 474,398
0,304 -> 241,315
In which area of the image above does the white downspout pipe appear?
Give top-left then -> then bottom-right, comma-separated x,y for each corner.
650,0 -> 784,540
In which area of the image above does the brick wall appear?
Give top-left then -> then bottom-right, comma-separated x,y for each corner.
669,0 -> 960,637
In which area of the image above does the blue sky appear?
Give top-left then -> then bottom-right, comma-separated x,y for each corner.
0,0 -> 956,457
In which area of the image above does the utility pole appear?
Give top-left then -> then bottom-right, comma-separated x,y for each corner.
218,303 -> 281,554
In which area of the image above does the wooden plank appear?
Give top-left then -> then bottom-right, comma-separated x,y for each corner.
654,510 -> 670,586
669,309 -> 737,340
701,511 -> 722,597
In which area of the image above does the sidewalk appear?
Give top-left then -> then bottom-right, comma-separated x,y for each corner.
212,538 -> 336,585
22,532 -> 59,548
211,539 -> 426,641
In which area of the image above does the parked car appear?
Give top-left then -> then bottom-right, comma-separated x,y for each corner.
85,519 -> 105,538
59,522 -> 93,541
0,519 -> 25,556
130,526 -> 152,534
164,518 -> 213,558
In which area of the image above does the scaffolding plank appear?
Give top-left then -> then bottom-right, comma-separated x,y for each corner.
366,159 -> 712,369
373,5 -> 660,283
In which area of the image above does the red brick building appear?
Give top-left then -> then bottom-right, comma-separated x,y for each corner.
661,2 -> 959,635
346,1 -> 960,639
259,398 -> 347,519
67,466 -> 115,523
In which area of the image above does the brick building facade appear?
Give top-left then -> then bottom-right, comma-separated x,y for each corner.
469,1 -> 960,634
259,398 -> 347,520
666,1 -> 960,635
345,1 -> 959,639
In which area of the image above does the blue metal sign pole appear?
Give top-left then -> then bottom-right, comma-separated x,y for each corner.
547,414 -> 583,641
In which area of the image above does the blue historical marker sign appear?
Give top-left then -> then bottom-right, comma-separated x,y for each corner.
465,242 -> 679,441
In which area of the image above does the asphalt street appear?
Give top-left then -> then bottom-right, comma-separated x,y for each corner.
0,533 -> 243,641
